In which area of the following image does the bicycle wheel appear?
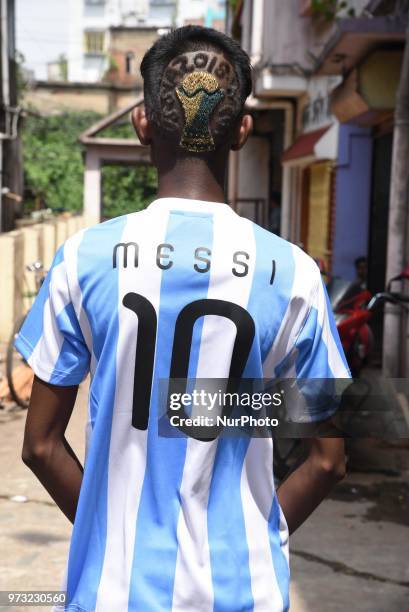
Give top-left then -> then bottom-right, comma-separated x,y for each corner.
6,315 -> 34,409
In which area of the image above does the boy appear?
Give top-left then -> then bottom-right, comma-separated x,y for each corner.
16,26 -> 349,612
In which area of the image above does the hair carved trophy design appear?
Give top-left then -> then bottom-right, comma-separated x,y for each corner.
175,71 -> 225,153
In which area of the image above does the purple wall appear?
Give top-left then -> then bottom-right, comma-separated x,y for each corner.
332,124 -> 373,281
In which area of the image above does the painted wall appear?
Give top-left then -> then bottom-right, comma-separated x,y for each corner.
107,27 -> 159,87
332,123 -> 373,281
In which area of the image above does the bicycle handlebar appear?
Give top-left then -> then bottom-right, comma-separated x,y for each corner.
26,261 -> 44,273
368,292 -> 409,311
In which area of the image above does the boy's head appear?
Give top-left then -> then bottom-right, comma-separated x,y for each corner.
132,25 -> 253,162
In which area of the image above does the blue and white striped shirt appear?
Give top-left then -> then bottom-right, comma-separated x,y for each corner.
15,197 -> 350,612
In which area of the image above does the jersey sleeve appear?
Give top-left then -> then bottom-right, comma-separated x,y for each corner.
277,267 -> 351,422
14,244 -> 91,386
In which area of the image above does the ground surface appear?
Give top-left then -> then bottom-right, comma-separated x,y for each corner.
0,368 -> 408,611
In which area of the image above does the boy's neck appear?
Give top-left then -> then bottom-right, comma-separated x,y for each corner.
155,156 -> 227,204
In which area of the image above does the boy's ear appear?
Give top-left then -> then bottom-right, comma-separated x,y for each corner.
131,106 -> 152,146
231,114 -> 253,151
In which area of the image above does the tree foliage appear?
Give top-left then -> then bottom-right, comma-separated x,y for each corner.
311,0 -> 356,20
22,111 -> 157,219
102,164 -> 157,219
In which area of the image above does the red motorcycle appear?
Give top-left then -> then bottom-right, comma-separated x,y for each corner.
273,263 -> 409,481
326,266 -> 409,376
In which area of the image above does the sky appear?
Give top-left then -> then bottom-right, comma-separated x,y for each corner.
15,0 -> 225,82
16,0 -> 70,81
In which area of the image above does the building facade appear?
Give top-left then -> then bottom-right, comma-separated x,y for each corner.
227,0 -> 409,375
67,0 -> 226,84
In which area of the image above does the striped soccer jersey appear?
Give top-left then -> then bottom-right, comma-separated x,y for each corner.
15,197 -> 350,612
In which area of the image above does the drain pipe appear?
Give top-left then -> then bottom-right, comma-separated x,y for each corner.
250,0 -> 264,67
1,0 -> 10,106
1,0 -> 10,233
383,23 -> 409,377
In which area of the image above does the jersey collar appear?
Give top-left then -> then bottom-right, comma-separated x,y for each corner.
147,197 -> 234,215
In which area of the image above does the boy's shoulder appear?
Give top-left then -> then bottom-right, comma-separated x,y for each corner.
244,216 -> 321,285
64,210 -> 145,248
58,211 -> 146,275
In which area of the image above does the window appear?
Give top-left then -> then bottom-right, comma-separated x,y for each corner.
125,52 -> 135,75
84,31 -> 105,55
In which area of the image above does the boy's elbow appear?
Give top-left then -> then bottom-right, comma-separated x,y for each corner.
310,439 -> 347,483
21,440 -> 53,467
318,455 -> 346,482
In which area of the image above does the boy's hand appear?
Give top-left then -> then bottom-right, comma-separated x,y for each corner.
21,375 -> 83,524
277,437 -> 346,535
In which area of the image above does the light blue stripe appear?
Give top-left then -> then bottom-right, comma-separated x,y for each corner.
207,437 -> 253,612
128,211 -> 213,611
322,278 -> 350,374
295,306 -> 334,377
65,215 -> 127,611
247,225 -> 295,367
268,496 -> 290,611
249,227 -> 293,609
48,302 -> 91,385
294,307 -> 343,421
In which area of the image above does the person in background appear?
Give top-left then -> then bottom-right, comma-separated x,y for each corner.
355,256 -> 368,289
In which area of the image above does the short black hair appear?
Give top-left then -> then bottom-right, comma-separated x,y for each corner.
355,256 -> 367,268
140,25 -> 252,152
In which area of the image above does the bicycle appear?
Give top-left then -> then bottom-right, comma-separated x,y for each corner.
6,261 -> 47,409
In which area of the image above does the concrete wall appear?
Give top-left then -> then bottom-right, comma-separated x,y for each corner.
24,83 -> 139,115
0,215 -> 90,342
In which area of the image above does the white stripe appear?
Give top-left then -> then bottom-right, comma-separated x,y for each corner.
94,209 -> 169,612
235,223 -> 288,610
263,244 -> 318,378
172,212 -> 256,612
28,259 -> 70,380
64,231 -> 96,450
278,503 -> 289,565
240,438 -> 286,612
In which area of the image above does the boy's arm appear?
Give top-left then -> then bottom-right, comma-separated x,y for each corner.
273,258 -> 350,534
277,437 -> 345,535
22,375 -> 83,524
